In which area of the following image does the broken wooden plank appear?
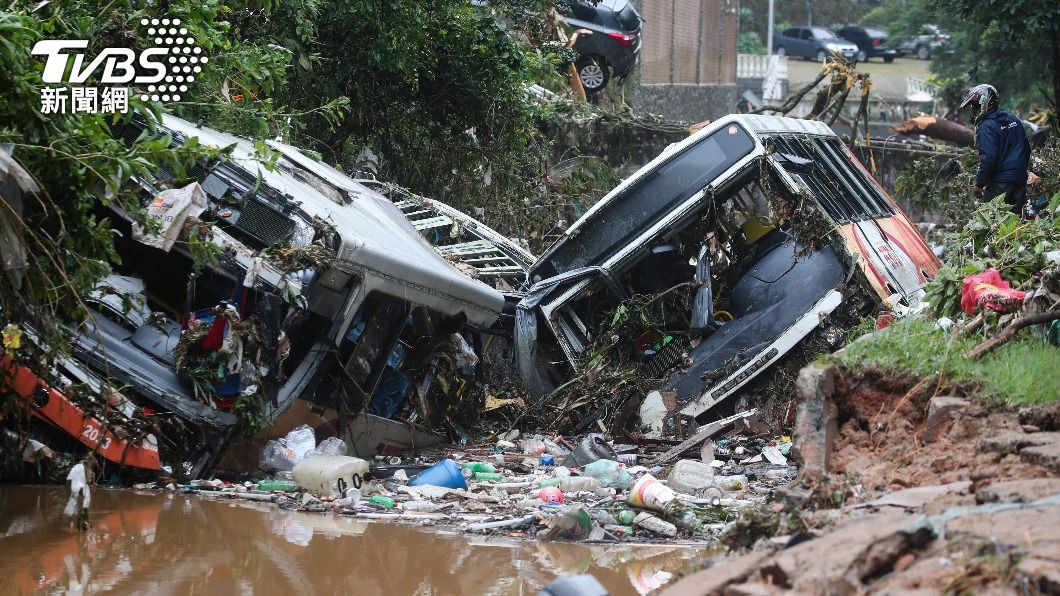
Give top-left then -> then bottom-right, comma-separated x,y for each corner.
651,410 -> 757,465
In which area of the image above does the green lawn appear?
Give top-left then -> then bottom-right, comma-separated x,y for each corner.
786,56 -> 934,101
834,318 -> 1060,405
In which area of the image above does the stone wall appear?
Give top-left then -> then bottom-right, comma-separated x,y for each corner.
632,83 -> 740,123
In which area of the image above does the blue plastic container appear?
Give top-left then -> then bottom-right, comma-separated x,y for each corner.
407,459 -> 468,489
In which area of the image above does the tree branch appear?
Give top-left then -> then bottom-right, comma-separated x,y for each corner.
966,309 -> 1060,360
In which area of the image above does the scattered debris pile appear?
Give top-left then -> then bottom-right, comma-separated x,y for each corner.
138,417 -> 798,545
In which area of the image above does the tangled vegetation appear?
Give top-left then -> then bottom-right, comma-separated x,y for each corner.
841,137 -> 1060,406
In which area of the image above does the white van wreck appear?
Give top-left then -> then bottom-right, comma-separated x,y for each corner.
516,115 -> 941,438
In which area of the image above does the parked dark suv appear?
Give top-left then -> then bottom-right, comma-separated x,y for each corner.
836,26 -> 897,63
896,24 -> 951,60
772,26 -> 858,62
558,0 -> 642,94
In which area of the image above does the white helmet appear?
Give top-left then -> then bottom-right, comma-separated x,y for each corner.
959,84 -> 998,123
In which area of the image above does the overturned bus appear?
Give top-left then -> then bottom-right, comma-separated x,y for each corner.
4,114 -> 528,478
516,114 -> 940,438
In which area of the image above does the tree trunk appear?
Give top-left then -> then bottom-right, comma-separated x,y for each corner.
1051,28 -> 1060,112
892,116 -> 975,147
966,309 -> 1060,360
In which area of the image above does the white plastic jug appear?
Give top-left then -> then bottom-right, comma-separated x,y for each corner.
667,459 -> 716,494
292,455 -> 369,496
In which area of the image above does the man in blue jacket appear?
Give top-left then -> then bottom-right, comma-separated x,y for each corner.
960,84 -> 1031,214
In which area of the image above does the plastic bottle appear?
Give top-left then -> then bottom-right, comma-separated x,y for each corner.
537,476 -> 601,492
616,509 -> 636,525
307,436 -> 348,458
257,479 -> 296,492
560,476 -> 603,492
667,505 -> 702,533
537,507 -> 593,541
460,462 -> 497,473
583,459 -> 632,489
368,495 -> 395,509
521,437 -> 546,455
401,500 -> 440,512
667,459 -> 716,494
292,455 -> 369,497
542,438 -> 570,457
713,474 -> 749,492
333,488 -> 361,507
473,472 -> 504,482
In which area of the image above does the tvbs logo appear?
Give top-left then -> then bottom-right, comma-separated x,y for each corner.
31,18 -> 206,114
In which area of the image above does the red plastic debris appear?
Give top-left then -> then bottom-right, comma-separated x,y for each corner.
960,268 -> 1026,314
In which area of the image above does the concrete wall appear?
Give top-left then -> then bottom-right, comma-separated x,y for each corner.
629,0 -> 739,122
633,83 -> 740,122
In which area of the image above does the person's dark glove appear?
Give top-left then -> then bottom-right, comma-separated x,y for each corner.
971,184 -> 985,198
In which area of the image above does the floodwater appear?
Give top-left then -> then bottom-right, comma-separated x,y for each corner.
0,486 -> 711,595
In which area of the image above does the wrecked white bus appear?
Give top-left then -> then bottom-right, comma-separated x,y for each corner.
516,114 -> 940,438
5,114 -> 525,478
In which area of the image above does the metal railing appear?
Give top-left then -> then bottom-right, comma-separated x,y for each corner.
906,77 -> 939,103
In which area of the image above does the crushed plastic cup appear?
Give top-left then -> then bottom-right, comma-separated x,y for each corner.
627,474 -> 676,513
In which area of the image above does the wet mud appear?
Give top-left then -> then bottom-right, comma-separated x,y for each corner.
0,486 -> 708,595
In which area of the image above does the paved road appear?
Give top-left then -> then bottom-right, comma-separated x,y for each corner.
786,56 -> 933,101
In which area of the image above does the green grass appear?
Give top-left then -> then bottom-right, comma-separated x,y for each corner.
834,318 -> 1060,405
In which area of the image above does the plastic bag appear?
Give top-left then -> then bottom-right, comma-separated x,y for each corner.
63,462 -> 91,517
260,440 -> 299,472
450,333 -> 479,372
260,424 -> 317,471
131,182 -> 207,252
583,459 -> 633,489
960,268 -> 1026,314
690,243 -> 716,332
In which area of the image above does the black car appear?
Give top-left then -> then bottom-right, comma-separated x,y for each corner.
558,0 -> 642,94
836,26 -> 898,63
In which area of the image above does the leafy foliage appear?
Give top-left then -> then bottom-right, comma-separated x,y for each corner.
0,7 -> 228,342
863,0 -> 1060,113
737,8 -> 766,54
923,195 -> 1060,318
261,0 -> 557,214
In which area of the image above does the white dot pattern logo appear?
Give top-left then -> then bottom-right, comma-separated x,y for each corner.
138,17 -> 204,103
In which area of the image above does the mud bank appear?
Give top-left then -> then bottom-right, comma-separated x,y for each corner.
663,365 -> 1060,595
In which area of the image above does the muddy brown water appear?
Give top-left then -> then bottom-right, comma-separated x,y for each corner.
0,486 -> 711,594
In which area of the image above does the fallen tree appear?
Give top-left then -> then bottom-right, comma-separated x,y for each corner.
892,115 -> 975,147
